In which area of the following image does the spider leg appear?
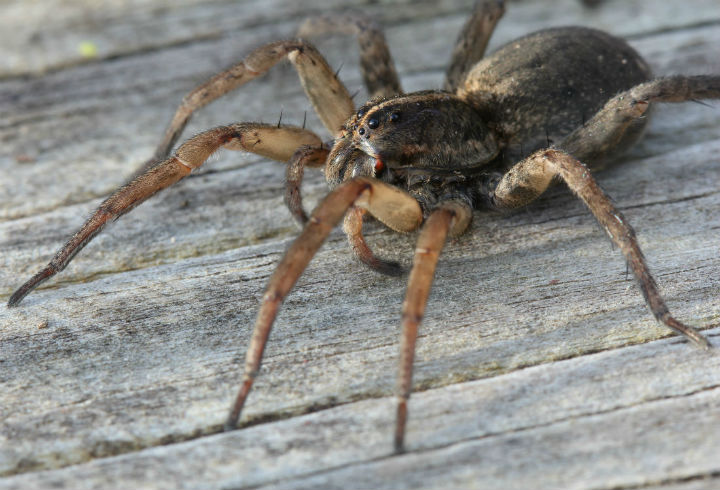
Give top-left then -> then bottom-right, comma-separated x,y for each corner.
284,143 -> 330,225
444,0 -> 505,91
491,148 -> 711,349
297,14 -> 402,98
225,177 -> 423,430
343,206 -> 404,276
394,200 -> 472,452
561,75 -> 720,167
142,39 -> 354,172
8,124 -> 322,307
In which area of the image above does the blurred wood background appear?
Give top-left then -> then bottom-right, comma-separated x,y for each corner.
1,0 -> 719,488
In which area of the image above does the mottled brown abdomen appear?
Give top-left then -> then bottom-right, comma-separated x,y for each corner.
457,27 -> 651,169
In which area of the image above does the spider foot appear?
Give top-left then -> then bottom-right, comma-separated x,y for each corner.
7,266 -> 55,307
394,397 -> 408,454
225,377 -> 254,431
344,207 -> 406,277
660,314 -> 711,350
367,258 -> 405,277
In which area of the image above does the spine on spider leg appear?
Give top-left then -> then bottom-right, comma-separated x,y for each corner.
296,14 -> 402,98
7,158 -> 192,307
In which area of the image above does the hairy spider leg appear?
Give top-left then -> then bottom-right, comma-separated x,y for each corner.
297,14 -> 402,98
561,75 -> 720,167
343,207 -> 404,276
490,75 -> 720,348
284,144 -> 331,224
8,124 -> 322,307
140,39 -> 354,173
491,148 -> 710,349
225,177 -> 423,430
444,0 -> 506,91
9,36 -> 366,306
394,200 -> 472,452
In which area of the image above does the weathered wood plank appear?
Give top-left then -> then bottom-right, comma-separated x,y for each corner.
3,0 -> 720,79
1,330 -> 718,489
1,0 -> 719,487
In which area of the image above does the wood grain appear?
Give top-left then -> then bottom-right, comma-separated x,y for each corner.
1,0 -> 719,488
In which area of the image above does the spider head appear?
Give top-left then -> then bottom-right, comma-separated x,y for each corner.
325,91 -> 499,188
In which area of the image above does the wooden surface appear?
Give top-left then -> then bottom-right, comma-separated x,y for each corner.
1,0 -> 719,488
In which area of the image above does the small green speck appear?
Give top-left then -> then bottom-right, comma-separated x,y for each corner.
78,41 -> 99,58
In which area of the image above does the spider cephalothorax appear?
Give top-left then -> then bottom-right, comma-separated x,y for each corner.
8,1 -> 718,453
352,92 -> 497,171
327,91 -> 499,213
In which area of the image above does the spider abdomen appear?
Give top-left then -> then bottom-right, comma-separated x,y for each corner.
457,26 -> 652,168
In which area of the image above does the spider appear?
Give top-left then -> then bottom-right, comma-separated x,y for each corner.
7,1 -> 718,452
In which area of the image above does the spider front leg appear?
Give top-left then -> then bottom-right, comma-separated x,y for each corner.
394,200 -> 472,452
491,148 -> 711,349
142,39 -> 354,172
297,14 -> 402,98
444,0 -> 505,91
225,177 -> 423,430
8,124 -> 322,307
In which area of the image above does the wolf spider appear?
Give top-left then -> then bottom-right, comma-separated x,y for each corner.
8,1 -> 718,452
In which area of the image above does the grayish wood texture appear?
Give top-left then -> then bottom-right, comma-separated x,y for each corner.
1,0 -> 719,488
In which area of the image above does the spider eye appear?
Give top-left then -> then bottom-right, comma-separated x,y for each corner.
356,110 -> 365,119
358,127 -> 365,135
390,112 -> 400,122
367,118 -> 379,129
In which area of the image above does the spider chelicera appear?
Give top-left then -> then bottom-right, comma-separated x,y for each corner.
8,0 -> 717,452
